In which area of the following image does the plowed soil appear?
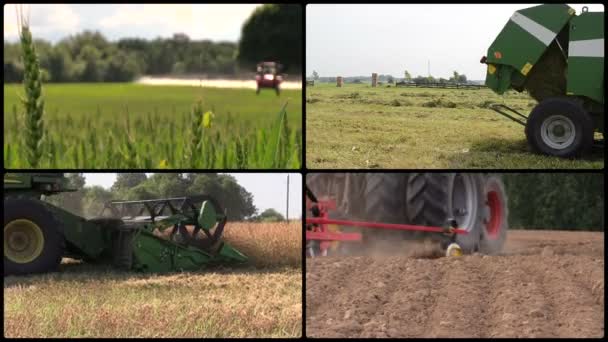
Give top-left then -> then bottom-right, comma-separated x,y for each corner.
306,230 -> 604,338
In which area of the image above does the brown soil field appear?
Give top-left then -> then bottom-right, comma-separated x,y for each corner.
306,230 -> 604,338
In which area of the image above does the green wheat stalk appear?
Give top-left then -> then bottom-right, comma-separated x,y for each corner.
17,6 -> 45,168
187,101 -> 204,167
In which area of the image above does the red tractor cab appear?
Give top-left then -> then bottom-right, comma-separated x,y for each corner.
255,61 -> 283,95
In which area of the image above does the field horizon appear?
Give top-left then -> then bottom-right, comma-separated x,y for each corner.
306,83 -> 603,169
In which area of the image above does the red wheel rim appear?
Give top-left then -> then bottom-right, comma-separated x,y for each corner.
486,190 -> 503,239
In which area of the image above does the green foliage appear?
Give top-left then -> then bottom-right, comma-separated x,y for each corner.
449,71 -> 467,84
503,173 -> 604,230
4,31 -> 240,83
110,173 -> 148,195
45,173 -> 86,215
47,173 -> 258,221
3,83 -> 302,169
238,4 -> 302,72
404,70 -> 412,82
251,208 -> 285,222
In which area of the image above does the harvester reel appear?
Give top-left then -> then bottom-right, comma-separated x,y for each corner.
101,196 -> 226,254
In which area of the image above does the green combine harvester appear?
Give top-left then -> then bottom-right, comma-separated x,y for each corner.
4,173 -> 247,276
482,4 -> 603,157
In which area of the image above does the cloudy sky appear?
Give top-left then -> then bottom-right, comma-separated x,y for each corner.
307,4 -> 603,80
84,173 -> 302,220
4,4 -> 262,43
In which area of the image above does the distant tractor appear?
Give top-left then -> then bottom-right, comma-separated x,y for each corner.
256,61 -> 283,95
482,4 -> 604,157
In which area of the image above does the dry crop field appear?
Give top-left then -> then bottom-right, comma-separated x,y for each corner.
306,83 -> 603,169
4,221 -> 302,338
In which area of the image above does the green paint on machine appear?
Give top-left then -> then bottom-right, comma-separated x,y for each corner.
3,173 -> 248,276
481,4 -> 604,158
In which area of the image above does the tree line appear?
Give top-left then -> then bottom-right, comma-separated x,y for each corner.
46,173 -> 286,222
503,173 -> 603,231
4,32 -> 238,83
4,4 -> 302,83
309,70 -> 469,85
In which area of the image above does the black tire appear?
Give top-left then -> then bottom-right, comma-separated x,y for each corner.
479,175 -> 508,254
405,173 -> 484,253
525,98 -> 593,158
4,198 -> 64,276
363,174 -> 406,244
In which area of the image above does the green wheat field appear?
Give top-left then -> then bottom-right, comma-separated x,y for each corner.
4,83 -> 302,169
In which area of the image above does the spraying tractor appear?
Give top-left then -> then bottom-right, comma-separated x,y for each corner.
4,173 -> 247,276
305,173 -> 508,257
256,61 -> 283,95
481,4 -> 604,157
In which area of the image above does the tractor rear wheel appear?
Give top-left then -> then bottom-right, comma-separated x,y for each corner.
405,173 -> 484,253
363,174 -> 406,245
479,175 -> 508,254
4,199 -> 64,276
525,98 -> 593,157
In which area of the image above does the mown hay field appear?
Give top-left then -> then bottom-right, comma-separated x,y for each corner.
3,83 -> 302,169
3,221 -> 302,338
306,83 -> 603,169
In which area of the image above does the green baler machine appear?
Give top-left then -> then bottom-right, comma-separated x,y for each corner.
481,4 -> 604,157
4,173 -> 247,276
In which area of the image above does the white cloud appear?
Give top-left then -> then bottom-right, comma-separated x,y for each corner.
3,4 -> 80,40
99,4 -> 261,40
3,5 -> 18,39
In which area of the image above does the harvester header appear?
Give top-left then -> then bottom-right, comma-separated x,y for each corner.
4,173 -> 247,276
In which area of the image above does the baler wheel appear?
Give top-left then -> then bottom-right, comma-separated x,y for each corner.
4,199 -> 64,276
525,98 -> 593,157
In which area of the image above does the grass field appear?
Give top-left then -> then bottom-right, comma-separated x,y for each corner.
306,83 -> 603,169
4,83 -> 302,169
3,221 -> 302,338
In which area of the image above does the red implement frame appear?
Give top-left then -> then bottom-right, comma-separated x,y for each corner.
306,190 -> 467,256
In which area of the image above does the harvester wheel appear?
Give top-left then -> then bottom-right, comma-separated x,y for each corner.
4,199 -> 64,276
405,173 -> 484,253
479,175 -> 508,254
525,98 -> 593,157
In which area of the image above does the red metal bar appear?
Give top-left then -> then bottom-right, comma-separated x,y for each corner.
306,231 -> 362,241
306,217 -> 468,235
